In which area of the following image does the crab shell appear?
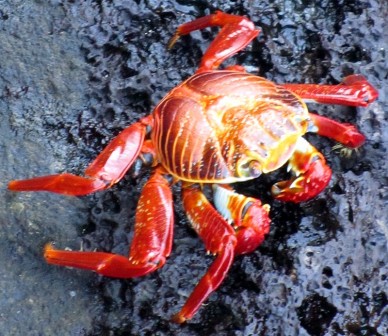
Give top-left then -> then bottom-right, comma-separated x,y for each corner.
152,70 -> 309,182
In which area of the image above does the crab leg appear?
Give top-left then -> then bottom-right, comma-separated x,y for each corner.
281,75 -> 378,149
44,168 -> 173,278
271,137 -> 332,203
171,184 -> 236,323
308,112 -> 366,149
280,74 -> 378,107
172,183 -> 270,323
8,115 -> 153,196
169,10 -> 260,72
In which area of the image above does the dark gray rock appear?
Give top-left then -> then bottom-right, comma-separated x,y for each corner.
1,0 -> 386,335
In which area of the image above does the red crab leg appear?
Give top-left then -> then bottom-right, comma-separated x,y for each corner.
271,137 -> 332,203
171,183 -> 236,323
44,168 -> 173,278
280,74 -> 378,107
8,115 -> 153,196
172,183 -> 270,323
169,10 -> 260,72
308,112 -> 366,149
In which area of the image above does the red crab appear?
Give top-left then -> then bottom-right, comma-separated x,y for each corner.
9,11 -> 378,323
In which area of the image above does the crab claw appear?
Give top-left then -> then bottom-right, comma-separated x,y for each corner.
234,200 -> 271,255
272,155 -> 332,203
212,184 -> 271,255
271,138 -> 332,203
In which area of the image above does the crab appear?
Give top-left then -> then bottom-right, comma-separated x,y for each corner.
9,11 -> 378,323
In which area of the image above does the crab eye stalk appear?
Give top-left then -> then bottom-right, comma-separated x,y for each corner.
237,159 -> 262,178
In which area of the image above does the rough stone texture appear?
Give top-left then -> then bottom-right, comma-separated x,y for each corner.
1,0 -> 387,335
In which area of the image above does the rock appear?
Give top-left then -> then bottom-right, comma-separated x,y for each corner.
1,0 -> 386,335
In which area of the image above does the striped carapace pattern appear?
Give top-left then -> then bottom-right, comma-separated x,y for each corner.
152,71 -> 309,182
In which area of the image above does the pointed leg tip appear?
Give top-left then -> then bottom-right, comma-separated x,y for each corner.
167,33 -> 181,49
43,243 -> 57,259
8,180 -> 21,191
171,313 -> 187,324
44,242 -> 55,250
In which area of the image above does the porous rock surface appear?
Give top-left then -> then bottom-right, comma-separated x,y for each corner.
0,0 -> 387,335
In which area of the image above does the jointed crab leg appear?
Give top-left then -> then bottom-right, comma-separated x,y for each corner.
45,168 -> 173,278
169,10 -> 260,72
171,184 -> 236,323
280,74 -> 377,149
8,115 -> 153,196
308,113 -> 366,149
280,74 -> 378,107
172,183 -> 270,323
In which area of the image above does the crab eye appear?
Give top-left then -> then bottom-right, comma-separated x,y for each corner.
238,160 -> 262,178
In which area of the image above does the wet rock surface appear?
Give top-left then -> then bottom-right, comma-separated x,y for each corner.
1,0 -> 387,335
